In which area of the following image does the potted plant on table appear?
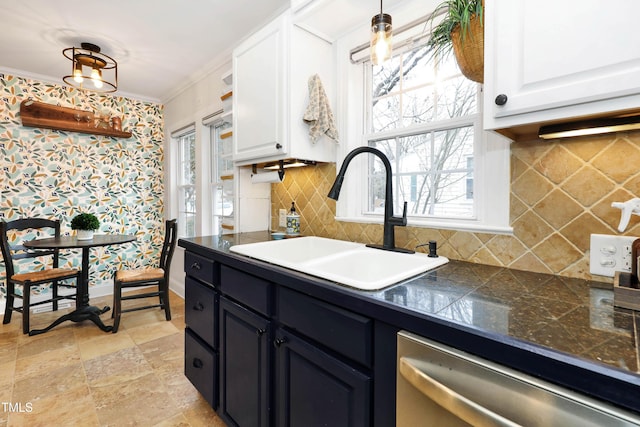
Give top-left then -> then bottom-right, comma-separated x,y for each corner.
426,0 -> 484,83
71,213 -> 100,240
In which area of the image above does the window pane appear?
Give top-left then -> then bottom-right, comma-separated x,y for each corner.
372,94 -> 400,132
367,126 -> 474,219
372,56 -> 401,97
180,133 -> 196,185
402,46 -> 433,89
210,122 -> 234,236
435,75 -> 477,120
178,131 -> 196,237
403,86 -> 435,126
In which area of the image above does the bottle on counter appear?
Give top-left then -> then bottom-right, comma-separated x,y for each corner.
286,201 -> 300,236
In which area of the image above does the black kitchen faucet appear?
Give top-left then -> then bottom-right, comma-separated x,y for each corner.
327,146 -> 414,254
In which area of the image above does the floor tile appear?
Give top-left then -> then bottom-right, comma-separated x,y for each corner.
126,319 -> 180,346
14,343 -> 81,382
91,372 -> 181,426
77,330 -> 136,361
6,384 -> 100,427
84,346 -> 153,387
12,362 -> 86,403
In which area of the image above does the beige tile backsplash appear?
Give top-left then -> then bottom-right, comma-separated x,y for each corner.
271,132 -> 640,282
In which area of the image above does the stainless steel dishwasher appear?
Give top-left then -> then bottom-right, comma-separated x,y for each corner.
397,331 -> 640,427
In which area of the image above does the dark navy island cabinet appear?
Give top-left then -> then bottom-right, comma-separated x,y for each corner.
184,252 -> 220,410
183,250 -> 391,427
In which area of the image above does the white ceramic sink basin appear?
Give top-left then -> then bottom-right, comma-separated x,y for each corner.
229,236 -> 448,290
230,236 -> 362,265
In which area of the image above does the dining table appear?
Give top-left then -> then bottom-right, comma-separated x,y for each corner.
23,234 -> 136,335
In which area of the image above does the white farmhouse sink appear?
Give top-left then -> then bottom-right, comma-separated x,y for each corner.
229,236 -> 448,290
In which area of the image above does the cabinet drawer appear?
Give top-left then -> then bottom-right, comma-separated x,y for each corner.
185,328 -> 218,410
185,251 -> 217,286
279,287 -> 373,367
185,277 -> 218,348
220,265 -> 273,316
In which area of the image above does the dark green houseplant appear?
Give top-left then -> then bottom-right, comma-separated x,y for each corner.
71,212 -> 100,240
426,0 -> 484,83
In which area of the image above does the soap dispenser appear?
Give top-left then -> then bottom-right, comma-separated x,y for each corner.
286,202 -> 300,236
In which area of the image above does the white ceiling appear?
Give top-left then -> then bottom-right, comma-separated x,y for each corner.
1,0 -> 413,104
0,0 -> 290,103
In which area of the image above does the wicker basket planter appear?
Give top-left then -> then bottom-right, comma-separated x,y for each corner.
427,0 -> 485,84
451,12 -> 484,83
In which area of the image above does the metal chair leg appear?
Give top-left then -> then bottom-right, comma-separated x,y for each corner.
22,282 -> 31,335
3,292 -> 13,325
112,280 -> 121,333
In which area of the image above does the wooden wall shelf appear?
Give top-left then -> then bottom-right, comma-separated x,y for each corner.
20,100 -> 132,138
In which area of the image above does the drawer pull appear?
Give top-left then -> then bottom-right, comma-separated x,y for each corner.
192,358 -> 204,369
193,302 -> 205,311
190,262 -> 202,271
256,328 -> 266,336
273,337 -> 287,347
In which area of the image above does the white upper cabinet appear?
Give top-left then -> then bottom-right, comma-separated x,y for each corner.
484,0 -> 640,139
232,10 -> 337,164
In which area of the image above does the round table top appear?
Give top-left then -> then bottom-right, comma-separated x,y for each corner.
23,234 -> 136,250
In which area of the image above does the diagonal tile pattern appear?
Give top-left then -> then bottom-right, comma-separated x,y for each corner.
0,291 -> 227,427
271,131 -> 640,281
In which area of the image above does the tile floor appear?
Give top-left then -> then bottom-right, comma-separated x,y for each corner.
0,290 -> 227,427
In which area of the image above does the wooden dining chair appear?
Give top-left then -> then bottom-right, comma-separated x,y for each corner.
1,218 -> 80,335
111,219 -> 177,333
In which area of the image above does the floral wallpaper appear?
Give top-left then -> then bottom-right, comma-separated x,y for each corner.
0,74 -> 165,298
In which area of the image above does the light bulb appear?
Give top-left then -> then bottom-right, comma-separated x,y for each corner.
370,13 -> 392,65
374,32 -> 391,63
91,68 -> 103,89
73,63 -> 83,83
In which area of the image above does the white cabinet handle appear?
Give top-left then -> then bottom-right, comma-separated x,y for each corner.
399,356 -> 521,427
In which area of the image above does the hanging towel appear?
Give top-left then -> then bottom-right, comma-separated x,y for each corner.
303,74 -> 339,143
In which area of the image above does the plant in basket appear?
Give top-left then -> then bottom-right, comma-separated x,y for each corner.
426,0 -> 484,83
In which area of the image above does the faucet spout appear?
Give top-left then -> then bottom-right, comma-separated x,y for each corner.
328,146 -> 414,253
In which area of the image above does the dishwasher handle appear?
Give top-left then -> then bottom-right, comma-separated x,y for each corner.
399,357 -> 522,427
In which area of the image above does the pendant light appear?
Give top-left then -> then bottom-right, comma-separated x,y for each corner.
63,42 -> 117,93
370,0 -> 392,65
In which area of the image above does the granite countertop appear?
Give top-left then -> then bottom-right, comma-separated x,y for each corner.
180,231 -> 640,411
370,261 -> 640,374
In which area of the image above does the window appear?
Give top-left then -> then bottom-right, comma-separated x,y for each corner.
336,14 -> 511,234
210,119 -> 234,234
366,45 -> 479,220
177,130 -> 196,237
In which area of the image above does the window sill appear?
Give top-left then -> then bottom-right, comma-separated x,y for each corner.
334,216 -> 514,236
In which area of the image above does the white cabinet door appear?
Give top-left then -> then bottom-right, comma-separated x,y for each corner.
484,0 -> 640,130
233,16 -> 287,161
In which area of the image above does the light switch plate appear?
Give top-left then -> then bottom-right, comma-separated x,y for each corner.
589,234 -> 637,277
279,209 -> 287,227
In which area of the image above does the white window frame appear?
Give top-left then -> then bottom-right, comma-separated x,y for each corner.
334,11 -> 512,235
208,117 -> 235,235
173,125 -> 197,238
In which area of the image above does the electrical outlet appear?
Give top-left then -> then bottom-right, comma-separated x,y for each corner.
279,209 -> 287,227
589,234 -> 637,277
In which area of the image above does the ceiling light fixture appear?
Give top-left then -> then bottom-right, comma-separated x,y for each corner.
63,42 -> 117,93
370,0 -> 392,65
538,115 -> 640,139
